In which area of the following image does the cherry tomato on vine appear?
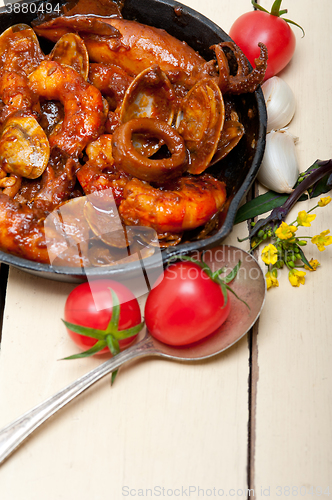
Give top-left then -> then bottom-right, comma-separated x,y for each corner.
229,0 -> 304,81
63,279 -> 143,358
144,260 -> 233,346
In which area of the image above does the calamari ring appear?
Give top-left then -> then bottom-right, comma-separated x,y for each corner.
112,117 -> 188,183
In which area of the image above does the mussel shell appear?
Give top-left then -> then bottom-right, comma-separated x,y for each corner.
48,33 -> 89,80
0,114 -> 50,179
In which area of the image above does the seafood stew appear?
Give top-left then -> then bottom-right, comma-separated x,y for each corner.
0,0 -> 267,282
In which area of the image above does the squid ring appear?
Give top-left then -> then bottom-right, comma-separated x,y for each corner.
112,117 -> 188,183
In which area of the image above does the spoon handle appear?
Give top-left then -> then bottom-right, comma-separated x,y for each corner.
0,335 -> 156,465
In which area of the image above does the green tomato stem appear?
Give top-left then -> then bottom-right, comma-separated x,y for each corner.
62,340 -> 107,360
62,288 -> 144,370
251,0 -> 305,36
271,0 -> 284,17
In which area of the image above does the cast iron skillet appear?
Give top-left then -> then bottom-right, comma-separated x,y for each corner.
0,0 -> 267,282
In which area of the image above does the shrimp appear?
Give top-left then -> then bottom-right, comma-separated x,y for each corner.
0,193 -> 50,263
119,174 -> 226,236
0,148 -> 86,265
32,148 -> 78,212
77,134 -> 131,204
28,60 -> 106,156
88,63 -> 133,110
0,24 -> 44,76
0,193 -> 90,266
0,70 -> 39,123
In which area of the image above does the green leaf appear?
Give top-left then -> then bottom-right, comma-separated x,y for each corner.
62,319 -> 106,340
309,174 -> 332,198
234,160 -> 332,225
62,340 -> 107,360
234,192 -> 289,224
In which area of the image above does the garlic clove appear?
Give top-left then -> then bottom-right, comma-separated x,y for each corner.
262,76 -> 296,133
257,130 -> 299,194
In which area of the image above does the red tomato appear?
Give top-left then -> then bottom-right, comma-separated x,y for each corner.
144,261 -> 231,346
64,279 -> 142,353
229,10 -> 296,80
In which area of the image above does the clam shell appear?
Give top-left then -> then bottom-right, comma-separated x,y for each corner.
178,79 -> 225,174
0,115 -> 50,179
48,33 -> 89,80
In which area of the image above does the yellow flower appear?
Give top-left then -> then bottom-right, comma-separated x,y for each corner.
304,258 -> 320,271
261,244 -> 278,265
311,230 -> 332,251
265,271 -> 279,290
318,196 -> 332,207
296,210 -> 316,227
275,221 -> 297,240
288,269 -> 306,287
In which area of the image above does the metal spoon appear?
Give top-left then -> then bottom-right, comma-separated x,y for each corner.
0,245 -> 266,465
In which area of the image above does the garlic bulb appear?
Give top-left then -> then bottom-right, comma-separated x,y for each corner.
262,76 -> 296,132
257,130 -> 299,194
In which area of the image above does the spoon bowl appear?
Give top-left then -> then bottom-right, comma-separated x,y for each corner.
0,245 -> 265,465
146,245 -> 266,360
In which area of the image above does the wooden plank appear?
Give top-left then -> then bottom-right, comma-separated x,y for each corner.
0,258 -> 251,498
253,0 -> 332,497
0,1 -> 253,497
0,264 -> 9,344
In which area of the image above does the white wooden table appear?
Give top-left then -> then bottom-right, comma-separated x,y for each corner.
0,0 -> 331,498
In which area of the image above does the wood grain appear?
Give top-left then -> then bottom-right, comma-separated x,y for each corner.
0,1 -> 331,499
